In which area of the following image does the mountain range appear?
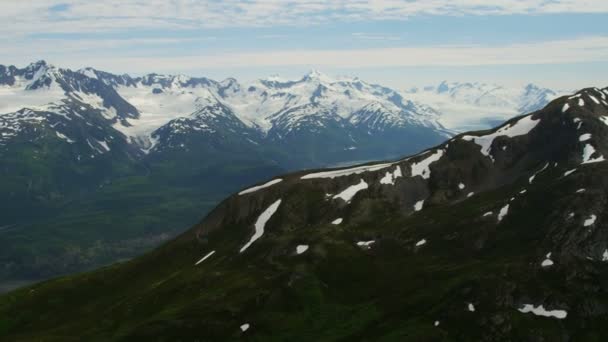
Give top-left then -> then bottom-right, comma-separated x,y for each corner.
0,61 -> 560,288
1,85 -> 607,340
405,80 -> 566,132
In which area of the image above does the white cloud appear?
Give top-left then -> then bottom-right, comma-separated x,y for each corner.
2,0 -> 608,35
352,33 -> 401,41
44,35 -> 608,73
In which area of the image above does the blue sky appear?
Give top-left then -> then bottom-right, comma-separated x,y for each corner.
2,1 -> 607,89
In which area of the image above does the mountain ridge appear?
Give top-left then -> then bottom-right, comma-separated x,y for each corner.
2,86 -> 608,340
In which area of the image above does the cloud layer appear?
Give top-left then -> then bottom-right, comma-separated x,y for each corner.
15,36 -> 603,74
3,0 -> 608,35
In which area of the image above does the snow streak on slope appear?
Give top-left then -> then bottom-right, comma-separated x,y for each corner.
240,199 -> 282,253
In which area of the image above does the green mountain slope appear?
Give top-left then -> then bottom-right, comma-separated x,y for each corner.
1,87 -> 608,340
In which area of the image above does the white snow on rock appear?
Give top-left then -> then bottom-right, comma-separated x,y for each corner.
195,250 -> 216,265
434,321 -> 440,327
603,249 -> 608,261
380,165 -> 403,185
497,204 -> 510,222
240,199 -> 282,253
483,211 -> 493,217
584,214 -> 597,227
55,131 -> 75,143
578,98 -> 585,107
468,303 -> 476,312
576,188 -> 586,193
528,162 -> 549,184
239,178 -> 283,195
240,323 -> 250,332
541,252 -> 554,267
301,163 -> 393,179
579,133 -> 592,142
461,115 -> 540,161
296,245 -> 309,254
331,218 -> 343,225
410,149 -> 444,179
518,304 -> 567,319
582,144 -> 605,164
564,169 -> 577,177
458,183 -> 466,190
588,94 -> 600,104
561,103 -> 569,113
520,189 -> 527,194
414,200 -> 425,212
467,192 -> 475,197
333,179 -> 368,203
415,239 -> 426,247
79,68 -> 98,80
98,140 -> 111,152
357,240 -> 375,249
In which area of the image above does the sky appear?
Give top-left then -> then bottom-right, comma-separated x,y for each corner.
1,0 -> 608,90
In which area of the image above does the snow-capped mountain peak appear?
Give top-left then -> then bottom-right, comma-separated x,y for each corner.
302,69 -> 334,83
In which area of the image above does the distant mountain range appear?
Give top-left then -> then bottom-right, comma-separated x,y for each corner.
3,85 -> 608,340
0,61 -> 562,286
405,80 -> 567,132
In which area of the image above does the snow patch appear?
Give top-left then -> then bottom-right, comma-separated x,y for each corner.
561,103 -> 569,113
195,250 -> 216,265
541,253 -> 553,267
379,165 -> 403,185
584,214 -> 597,227
497,204 -> 510,222
55,131 -> 75,143
468,303 -> 476,312
414,200 -> 424,212
357,240 -> 375,249
331,218 -> 343,225
582,144 -> 605,164
458,183 -> 465,190
564,169 -> 577,177
588,94 -> 600,104
240,323 -> 250,332
579,133 -> 591,142
415,239 -> 426,247
461,115 -> 540,161
302,163 -> 393,179
333,179 -> 368,202
528,162 -> 549,184
410,149 -> 444,179
98,140 -> 110,152
296,245 -> 309,254
240,199 -> 282,253
518,304 -> 567,319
